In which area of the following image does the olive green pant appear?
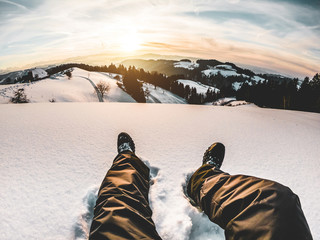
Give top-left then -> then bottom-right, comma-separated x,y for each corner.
187,164 -> 313,240
90,153 -> 313,240
89,152 -> 162,240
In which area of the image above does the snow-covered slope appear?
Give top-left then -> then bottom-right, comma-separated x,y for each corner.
202,64 -> 245,78
143,82 -> 187,104
213,97 -> 250,106
0,68 -> 48,84
174,61 -> 199,70
177,79 -> 219,94
0,68 -> 189,104
0,103 -> 319,240
0,68 -> 135,103
30,68 -> 48,79
202,64 -> 265,83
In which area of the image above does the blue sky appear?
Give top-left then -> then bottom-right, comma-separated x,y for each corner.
0,0 -> 319,77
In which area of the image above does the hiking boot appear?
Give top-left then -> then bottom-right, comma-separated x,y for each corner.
202,142 -> 225,169
117,132 -> 135,154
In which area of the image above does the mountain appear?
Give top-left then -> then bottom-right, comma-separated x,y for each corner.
121,59 -> 270,90
0,68 -> 48,84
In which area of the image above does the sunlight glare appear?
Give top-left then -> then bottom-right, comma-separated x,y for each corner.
120,32 -> 141,52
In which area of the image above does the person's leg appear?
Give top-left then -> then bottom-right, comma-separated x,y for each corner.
89,133 -> 161,240
187,143 -> 313,240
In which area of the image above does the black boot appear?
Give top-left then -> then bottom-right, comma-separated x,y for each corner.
117,132 -> 135,154
202,142 -> 225,169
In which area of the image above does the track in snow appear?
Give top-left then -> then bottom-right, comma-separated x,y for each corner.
77,76 -> 103,102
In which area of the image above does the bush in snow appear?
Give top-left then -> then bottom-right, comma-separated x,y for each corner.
114,75 -> 121,81
144,87 -> 150,100
65,70 -> 72,79
96,81 -> 110,98
11,88 -> 29,103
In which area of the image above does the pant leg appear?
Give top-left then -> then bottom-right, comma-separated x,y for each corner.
187,164 -> 313,240
89,151 -> 162,240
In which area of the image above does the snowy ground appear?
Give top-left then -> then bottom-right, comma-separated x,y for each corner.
0,68 -> 135,104
174,61 -> 199,70
143,82 -> 186,104
202,64 -> 265,83
212,97 -> 250,107
1,103 -> 319,240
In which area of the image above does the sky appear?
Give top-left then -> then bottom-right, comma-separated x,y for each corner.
0,0 -> 319,78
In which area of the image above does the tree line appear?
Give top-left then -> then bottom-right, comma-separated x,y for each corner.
235,74 -> 320,112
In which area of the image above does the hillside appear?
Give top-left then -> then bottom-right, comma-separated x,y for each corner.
1,61 -> 319,112
0,68 -> 48,84
0,103 -> 319,240
121,59 -> 294,91
0,68 -> 184,104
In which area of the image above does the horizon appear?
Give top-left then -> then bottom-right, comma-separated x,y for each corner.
0,0 -> 319,78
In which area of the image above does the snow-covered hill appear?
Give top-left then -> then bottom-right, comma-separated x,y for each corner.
0,103 -> 319,240
177,79 -> 219,94
202,64 -> 265,83
143,82 -> 186,104
0,68 -> 190,104
0,68 -> 48,84
174,60 -> 199,70
0,68 -> 136,103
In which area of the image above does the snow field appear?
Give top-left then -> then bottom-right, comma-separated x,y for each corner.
202,68 -> 245,78
202,64 -> 265,83
174,61 -> 199,70
0,68 -> 135,104
143,82 -> 186,104
0,103 -> 319,239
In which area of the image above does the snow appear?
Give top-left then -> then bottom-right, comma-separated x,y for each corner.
174,61 -> 199,70
0,68 -> 135,103
30,68 -> 48,79
202,68 -> 240,78
143,82 -> 186,104
0,103 -> 319,240
226,100 -> 250,106
251,75 -> 265,82
213,97 -> 236,106
177,79 -> 219,94
202,64 -> 252,79
214,64 -> 235,71
232,82 -> 242,91
0,68 -> 48,84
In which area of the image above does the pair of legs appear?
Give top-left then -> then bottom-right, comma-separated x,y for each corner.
89,133 -> 313,240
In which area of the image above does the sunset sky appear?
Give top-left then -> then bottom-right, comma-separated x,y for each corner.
0,0 -> 319,77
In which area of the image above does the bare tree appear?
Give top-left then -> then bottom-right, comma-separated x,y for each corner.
96,81 -> 110,98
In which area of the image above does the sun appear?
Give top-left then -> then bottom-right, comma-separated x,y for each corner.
120,32 -> 141,52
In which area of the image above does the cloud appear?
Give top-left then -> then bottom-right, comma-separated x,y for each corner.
0,0 -> 319,77
0,0 -> 28,10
